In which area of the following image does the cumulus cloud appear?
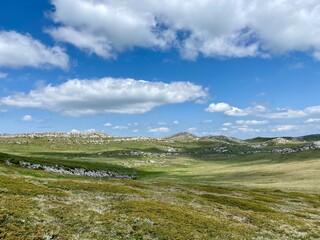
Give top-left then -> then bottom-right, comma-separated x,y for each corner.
47,26 -> 115,58
0,77 -> 207,116
48,0 -> 320,60
22,115 -> 33,122
103,122 -> 112,127
205,102 -> 232,112
148,127 -> 170,133
206,102 -> 266,117
206,102 -> 320,119
0,30 -> 69,69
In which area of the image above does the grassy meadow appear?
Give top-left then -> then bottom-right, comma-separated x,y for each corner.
0,133 -> 319,239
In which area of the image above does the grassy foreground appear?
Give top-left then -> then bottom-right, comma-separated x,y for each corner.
0,133 -> 319,239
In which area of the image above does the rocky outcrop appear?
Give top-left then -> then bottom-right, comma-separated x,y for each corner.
18,161 -> 134,179
241,143 -> 320,155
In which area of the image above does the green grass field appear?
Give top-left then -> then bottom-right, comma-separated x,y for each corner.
0,133 -> 319,239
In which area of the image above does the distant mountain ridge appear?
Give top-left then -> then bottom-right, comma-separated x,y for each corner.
1,131 -> 320,143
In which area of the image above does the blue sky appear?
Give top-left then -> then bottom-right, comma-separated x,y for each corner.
1,0 -> 320,138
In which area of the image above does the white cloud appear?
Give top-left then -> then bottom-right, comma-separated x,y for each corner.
236,120 -> 269,125
103,122 -> 112,127
226,105 -> 266,117
262,108 -> 306,119
113,125 -> 128,130
221,127 -> 229,131
206,102 -> 320,119
206,102 -> 266,117
271,125 -> 297,132
0,30 -> 69,69
205,102 -> 232,112
237,126 -> 261,133
47,26 -> 114,58
223,122 -> 232,127
148,127 -> 170,133
173,120 -> 179,125
158,122 -> 166,125
128,122 -> 138,126
22,115 -> 43,123
304,118 -> 320,123
0,77 -> 207,116
263,106 -> 320,119
49,0 -> 174,58
224,107 -> 251,117
230,124 -> 262,133
132,129 -> 139,133
305,106 -> 320,115
22,115 -> 32,122
48,0 -> 320,60
0,72 -> 8,79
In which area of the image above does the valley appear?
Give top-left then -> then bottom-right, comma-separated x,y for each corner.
0,132 -> 319,239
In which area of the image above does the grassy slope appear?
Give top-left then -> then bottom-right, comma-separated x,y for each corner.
0,136 -> 319,239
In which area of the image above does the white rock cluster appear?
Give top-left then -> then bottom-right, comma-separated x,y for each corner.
18,161 -> 134,179
0,132 -> 108,138
241,143 -> 320,155
250,143 -> 268,148
271,144 -> 320,154
314,141 -> 320,148
102,150 -> 180,158
271,148 -> 296,154
4,159 -> 12,165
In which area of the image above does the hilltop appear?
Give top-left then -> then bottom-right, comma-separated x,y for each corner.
165,132 -> 198,141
